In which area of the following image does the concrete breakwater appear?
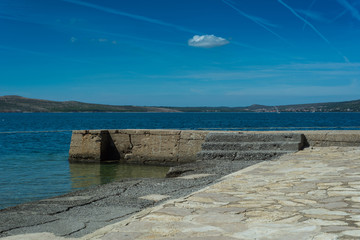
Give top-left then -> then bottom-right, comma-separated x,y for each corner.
69,129 -> 209,164
69,129 -> 360,164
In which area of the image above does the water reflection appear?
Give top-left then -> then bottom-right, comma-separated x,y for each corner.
69,163 -> 169,190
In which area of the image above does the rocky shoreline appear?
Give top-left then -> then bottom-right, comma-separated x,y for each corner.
0,158 -> 263,238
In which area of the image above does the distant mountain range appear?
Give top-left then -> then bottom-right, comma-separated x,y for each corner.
1,95 -> 360,113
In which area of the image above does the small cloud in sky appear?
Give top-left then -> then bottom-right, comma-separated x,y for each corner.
90,38 -> 118,44
188,35 -> 229,48
70,37 -> 77,43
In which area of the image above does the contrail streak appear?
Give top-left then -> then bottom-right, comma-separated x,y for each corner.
302,0 -> 318,30
62,0 -> 199,34
278,0 -> 330,44
331,10 -> 347,22
337,0 -> 360,21
308,0 -> 318,11
0,11 -> 187,48
62,0 -> 280,52
222,0 -> 289,44
82,28 -> 187,47
278,0 -> 349,63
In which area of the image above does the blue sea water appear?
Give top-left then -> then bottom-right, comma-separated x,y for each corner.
0,112 -> 360,209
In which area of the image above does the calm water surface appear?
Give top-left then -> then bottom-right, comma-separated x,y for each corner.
1,112 -> 360,209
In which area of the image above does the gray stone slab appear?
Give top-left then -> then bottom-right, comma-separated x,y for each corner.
205,132 -> 304,143
4,219 -> 85,237
234,151 -> 292,160
202,141 -> 301,151
0,159 -> 263,239
197,150 -> 237,160
198,150 -> 291,161
0,212 -> 58,233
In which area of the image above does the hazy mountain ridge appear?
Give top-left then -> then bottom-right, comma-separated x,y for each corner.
1,95 -> 360,112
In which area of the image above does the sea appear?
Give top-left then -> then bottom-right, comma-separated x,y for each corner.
1,112 -> 360,209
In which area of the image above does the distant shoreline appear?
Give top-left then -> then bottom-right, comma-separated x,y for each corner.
1,95 -> 360,113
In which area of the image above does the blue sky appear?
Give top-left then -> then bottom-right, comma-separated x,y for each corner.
1,0 -> 360,106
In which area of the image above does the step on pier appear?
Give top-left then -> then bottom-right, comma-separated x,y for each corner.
197,132 -> 305,161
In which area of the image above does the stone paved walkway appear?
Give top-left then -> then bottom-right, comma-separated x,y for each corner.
3,147 -> 360,240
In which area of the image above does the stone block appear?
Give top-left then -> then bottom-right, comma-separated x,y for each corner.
301,131 -> 360,147
248,130 -> 360,147
205,132 -> 303,143
108,131 -> 132,160
72,130 -> 87,134
125,132 -> 181,165
177,131 -> 208,163
69,130 -> 102,162
69,130 -> 119,163
140,129 -> 181,135
180,130 -> 209,140
326,131 -> 360,142
116,129 -> 181,136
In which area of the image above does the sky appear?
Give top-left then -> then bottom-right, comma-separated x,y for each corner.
1,0 -> 360,107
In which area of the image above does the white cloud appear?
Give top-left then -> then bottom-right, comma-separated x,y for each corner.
188,35 -> 229,48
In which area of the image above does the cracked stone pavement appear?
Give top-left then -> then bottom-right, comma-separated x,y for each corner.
0,158 -> 262,238
2,147 -> 360,240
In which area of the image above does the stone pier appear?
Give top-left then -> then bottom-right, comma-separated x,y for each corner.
68,129 -> 209,164
69,130 -> 360,164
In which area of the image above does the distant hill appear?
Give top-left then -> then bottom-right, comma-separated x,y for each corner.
0,95 -> 179,113
1,95 -> 360,112
165,100 -> 360,112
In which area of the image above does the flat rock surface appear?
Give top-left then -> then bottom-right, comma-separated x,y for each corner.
3,147 -> 360,240
0,158 -> 262,239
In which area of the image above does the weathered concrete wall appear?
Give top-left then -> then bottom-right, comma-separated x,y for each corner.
254,130 -> 360,147
69,129 -> 209,165
69,130 -> 360,164
299,131 -> 360,147
68,130 -> 120,163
